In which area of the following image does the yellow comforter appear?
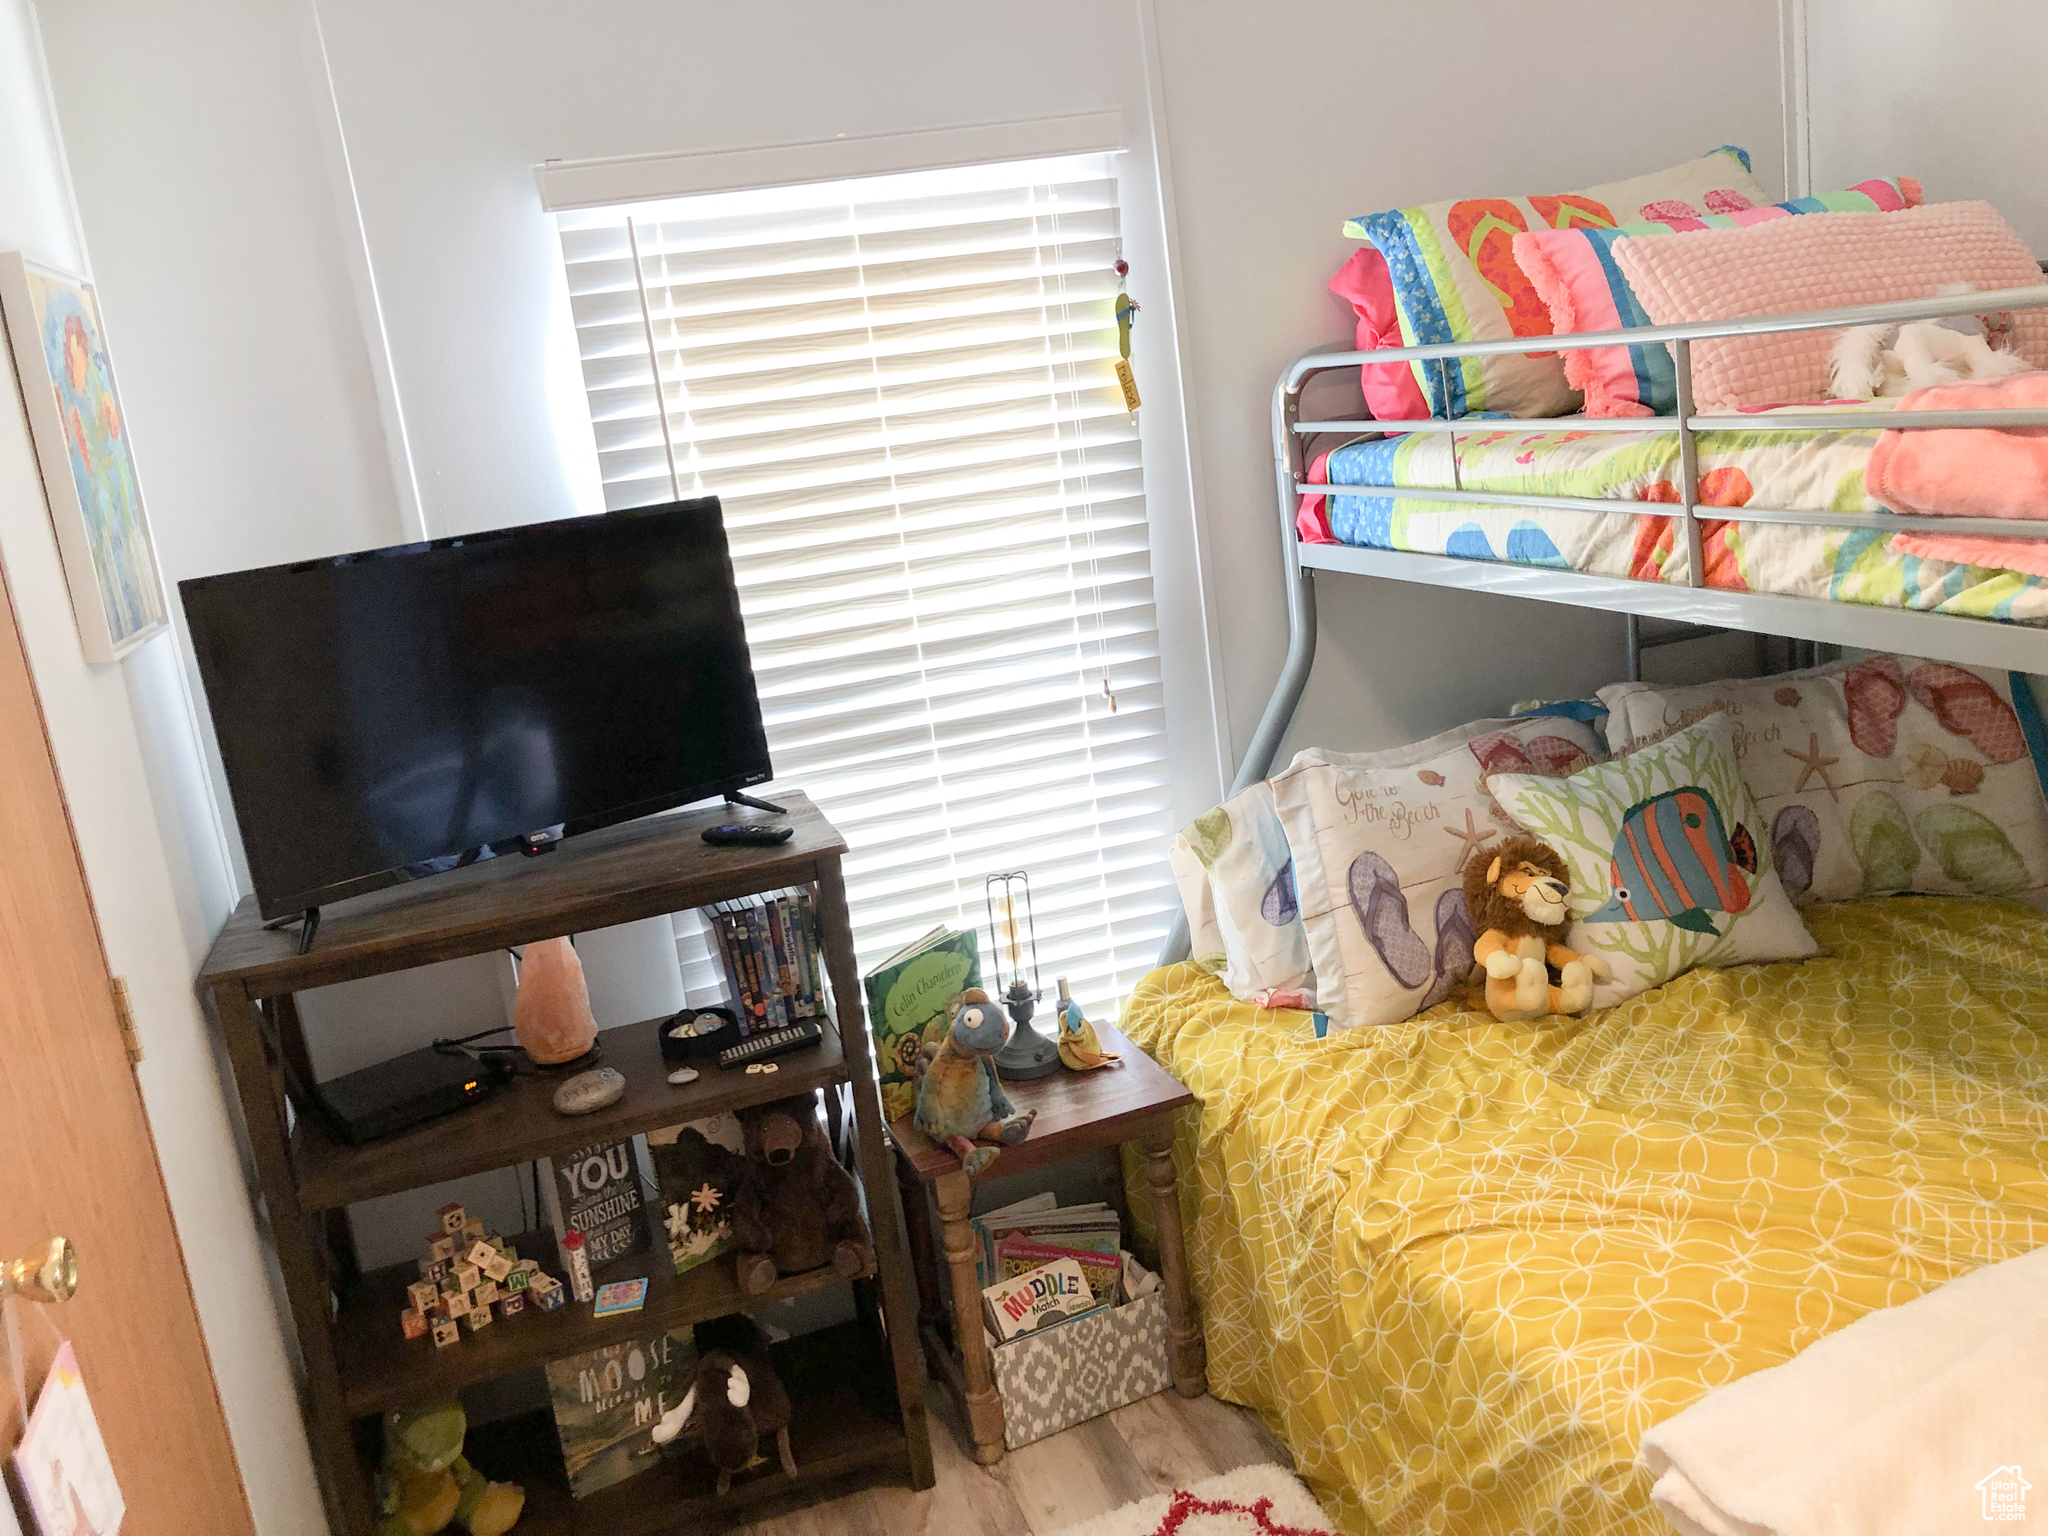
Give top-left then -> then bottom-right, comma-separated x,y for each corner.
1122,898 -> 2048,1535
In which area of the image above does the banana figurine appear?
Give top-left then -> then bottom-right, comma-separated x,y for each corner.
1055,989 -> 1121,1072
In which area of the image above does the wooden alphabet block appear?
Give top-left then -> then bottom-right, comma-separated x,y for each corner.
496,1292 -> 524,1319
454,1263 -> 480,1293
466,1241 -> 498,1271
474,1280 -> 499,1307
428,1236 -> 456,1263
504,1267 -> 530,1293
436,1202 -> 467,1234
529,1276 -> 566,1312
462,1302 -> 493,1332
482,1252 -> 514,1284
400,1307 -> 427,1340
407,1281 -> 438,1314
460,1216 -> 486,1242
431,1318 -> 461,1348
443,1289 -> 471,1319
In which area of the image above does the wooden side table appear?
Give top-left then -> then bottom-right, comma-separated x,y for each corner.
888,1022 -> 1205,1465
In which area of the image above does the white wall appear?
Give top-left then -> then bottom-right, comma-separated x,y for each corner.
1146,0 -> 1795,764
0,3 -> 324,1531
1806,0 -> 2048,252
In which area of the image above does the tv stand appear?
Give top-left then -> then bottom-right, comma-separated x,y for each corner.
261,906 -> 321,955
195,792 -> 932,1534
726,789 -> 787,816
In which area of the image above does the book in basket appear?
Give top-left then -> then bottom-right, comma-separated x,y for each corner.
982,1257 -> 1096,1344
863,925 -> 982,1123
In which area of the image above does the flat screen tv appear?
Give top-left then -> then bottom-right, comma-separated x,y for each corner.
181,498 -> 772,920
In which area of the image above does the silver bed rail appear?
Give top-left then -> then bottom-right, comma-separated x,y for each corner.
1155,283 -> 2048,968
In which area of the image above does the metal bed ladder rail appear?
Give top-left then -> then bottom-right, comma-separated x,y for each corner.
1155,284 -> 2048,968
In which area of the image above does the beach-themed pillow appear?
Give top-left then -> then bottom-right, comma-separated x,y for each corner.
1166,834 -> 1230,975
1611,200 -> 2048,411
1599,658 -> 2048,904
1169,783 -> 1313,1004
1511,176 -> 1922,417
1344,147 -> 1768,420
1268,713 -> 1605,1030
1491,715 -> 1818,1008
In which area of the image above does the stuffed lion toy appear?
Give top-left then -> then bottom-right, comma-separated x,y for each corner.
1463,835 -> 1610,1022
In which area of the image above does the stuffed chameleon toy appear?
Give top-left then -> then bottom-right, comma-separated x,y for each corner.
913,989 -> 1035,1175
374,1399 -> 524,1536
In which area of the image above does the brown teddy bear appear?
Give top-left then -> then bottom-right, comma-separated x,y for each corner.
1463,835 -> 1610,1022
731,1092 -> 876,1294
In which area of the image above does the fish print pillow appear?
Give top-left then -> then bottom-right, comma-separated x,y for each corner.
1600,658 -> 2048,904
1266,713 -> 1605,1030
1490,714 -> 1818,1008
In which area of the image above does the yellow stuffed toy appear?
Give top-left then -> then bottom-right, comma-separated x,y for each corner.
375,1399 -> 524,1536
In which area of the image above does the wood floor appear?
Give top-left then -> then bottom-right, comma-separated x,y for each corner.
733,1386 -> 1294,1536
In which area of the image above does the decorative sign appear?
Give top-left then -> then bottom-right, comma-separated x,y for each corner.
540,1139 -> 650,1271
544,1329 -> 693,1499
10,1342 -> 125,1536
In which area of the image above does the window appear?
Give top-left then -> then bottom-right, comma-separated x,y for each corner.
554,153 -> 1172,1015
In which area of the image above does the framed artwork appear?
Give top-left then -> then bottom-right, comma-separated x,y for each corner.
0,254 -> 169,662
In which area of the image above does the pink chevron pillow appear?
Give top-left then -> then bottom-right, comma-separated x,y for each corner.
1611,201 -> 2048,411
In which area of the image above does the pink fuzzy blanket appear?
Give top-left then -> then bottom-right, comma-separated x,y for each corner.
1870,371 -> 2048,576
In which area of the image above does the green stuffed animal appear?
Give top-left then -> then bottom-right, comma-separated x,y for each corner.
374,1399 -> 524,1536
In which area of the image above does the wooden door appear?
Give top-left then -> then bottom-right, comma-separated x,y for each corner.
0,548 -> 252,1533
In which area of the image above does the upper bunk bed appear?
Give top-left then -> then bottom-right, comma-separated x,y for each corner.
1248,285 -> 2048,784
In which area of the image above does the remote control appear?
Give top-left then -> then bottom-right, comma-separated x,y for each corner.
702,823 -> 794,847
718,1017 -> 823,1069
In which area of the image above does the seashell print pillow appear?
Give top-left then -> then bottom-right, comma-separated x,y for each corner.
1490,715 -> 1818,1008
1598,657 -> 2048,904
1261,713 -> 1604,1029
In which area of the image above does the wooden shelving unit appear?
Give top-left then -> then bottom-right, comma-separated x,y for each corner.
197,793 -> 934,1536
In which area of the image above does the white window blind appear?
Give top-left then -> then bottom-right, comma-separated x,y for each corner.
554,153 -> 1174,1017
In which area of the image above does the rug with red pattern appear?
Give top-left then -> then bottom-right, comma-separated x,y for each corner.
1047,1464 -> 1337,1536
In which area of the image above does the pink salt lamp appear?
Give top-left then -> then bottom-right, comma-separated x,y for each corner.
514,937 -> 598,1065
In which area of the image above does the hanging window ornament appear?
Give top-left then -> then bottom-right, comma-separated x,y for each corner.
1112,256 -> 1141,414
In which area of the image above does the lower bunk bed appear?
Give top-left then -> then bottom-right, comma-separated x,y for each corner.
1123,895 -> 2048,1536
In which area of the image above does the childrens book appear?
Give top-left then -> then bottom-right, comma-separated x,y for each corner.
974,1200 -> 1119,1289
545,1328 -> 695,1497
995,1236 -> 1122,1308
863,926 -> 982,1122
982,1258 -> 1095,1343
539,1139 -> 651,1271
645,1111 -> 746,1276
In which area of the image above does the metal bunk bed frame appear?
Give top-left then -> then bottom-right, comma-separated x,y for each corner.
1159,283 -> 2048,966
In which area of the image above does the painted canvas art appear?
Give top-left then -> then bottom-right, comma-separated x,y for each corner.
0,254 -> 168,661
